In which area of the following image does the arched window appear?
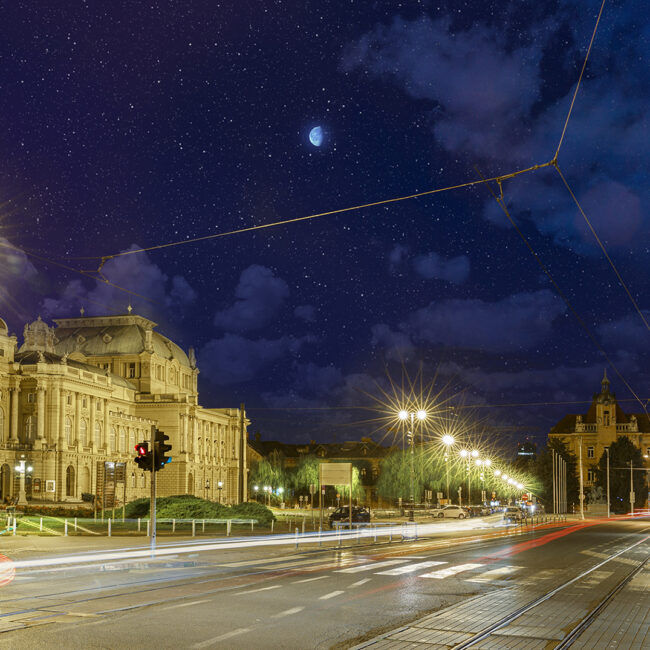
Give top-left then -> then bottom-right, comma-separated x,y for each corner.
0,406 -> 4,442
24,415 -> 37,442
119,428 -> 126,453
66,465 -> 75,497
110,427 -> 116,453
198,437 -> 203,457
129,429 -> 135,452
65,417 -> 73,445
94,421 -> 101,447
79,419 -> 87,447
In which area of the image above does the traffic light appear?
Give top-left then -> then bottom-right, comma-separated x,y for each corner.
153,428 -> 172,471
134,442 -> 152,471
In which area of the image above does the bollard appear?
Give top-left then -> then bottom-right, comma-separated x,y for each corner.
357,525 -> 361,545
202,519 -> 205,533
64,518 -> 68,536
271,520 -> 274,533
192,520 -> 196,537
147,520 -> 150,537
138,518 -> 141,532
373,525 -> 377,544
108,518 -> 112,537
74,517 -> 78,531
318,525 -> 322,547
414,522 -> 418,541
251,520 -> 254,532
295,527 -> 299,549
338,524 -> 342,547
227,519 -> 231,537
172,519 -> 176,533
40,517 -> 43,532
302,518 -> 305,535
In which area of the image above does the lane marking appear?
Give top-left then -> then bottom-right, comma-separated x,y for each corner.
420,563 -> 484,579
319,590 -> 345,600
162,599 -> 212,611
466,566 -> 521,583
192,628 -> 251,648
335,559 -> 409,574
349,578 -> 371,588
219,555 -> 303,568
271,606 -> 305,618
292,575 -> 329,584
235,585 -> 281,595
377,561 -> 446,576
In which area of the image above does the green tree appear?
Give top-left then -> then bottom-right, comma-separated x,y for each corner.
532,438 -> 579,509
595,436 -> 645,513
291,455 -> 319,496
248,449 -> 287,500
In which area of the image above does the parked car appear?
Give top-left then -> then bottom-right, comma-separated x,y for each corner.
328,506 -> 371,528
430,505 -> 469,519
502,506 -> 525,522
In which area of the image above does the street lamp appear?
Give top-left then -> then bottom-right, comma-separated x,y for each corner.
278,487 -> 284,507
253,485 -> 259,503
217,480 -> 223,504
442,435 -> 454,504
14,458 -> 33,506
398,408 -> 427,506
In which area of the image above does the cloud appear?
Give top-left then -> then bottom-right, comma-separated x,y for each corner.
40,245 -> 196,320
598,313 -> 650,353
405,290 -> 565,352
371,323 -> 415,362
388,243 -> 409,273
343,10 -> 650,252
413,252 -> 470,284
199,333 -> 310,386
214,265 -> 288,332
0,238 -> 38,281
294,304 -> 316,323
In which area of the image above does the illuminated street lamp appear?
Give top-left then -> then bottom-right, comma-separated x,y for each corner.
15,458 -> 33,506
217,480 -> 223,503
253,485 -> 259,503
442,435 -> 454,503
398,408 -> 427,505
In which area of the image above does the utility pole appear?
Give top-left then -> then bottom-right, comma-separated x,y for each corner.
150,425 -> 156,558
578,437 -> 585,520
630,460 -> 635,515
606,447 -> 610,518
552,449 -> 556,514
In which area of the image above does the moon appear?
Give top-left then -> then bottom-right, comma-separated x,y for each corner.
309,126 -> 323,147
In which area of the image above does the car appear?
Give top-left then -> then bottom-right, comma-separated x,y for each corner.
502,506 -> 525,522
430,505 -> 469,519
328,506 -> 371,528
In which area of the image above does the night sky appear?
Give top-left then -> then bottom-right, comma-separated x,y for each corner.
0,1 -> 648,450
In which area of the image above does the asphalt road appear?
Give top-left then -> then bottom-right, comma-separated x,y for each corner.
0,516 -> 648,648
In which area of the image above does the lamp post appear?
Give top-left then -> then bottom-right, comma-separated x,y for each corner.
15,458 -> 33,506
398,409 -> 427,506
442,435 -> 454,504
253,485 -> 259,503
217,480 -> 223,504
205,479 -> 210,499
606,448 -> 610,518
278,486 -> 284,508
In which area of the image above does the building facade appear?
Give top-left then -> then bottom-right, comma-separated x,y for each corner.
0,312 -> 248,506
549,370 -> 650,488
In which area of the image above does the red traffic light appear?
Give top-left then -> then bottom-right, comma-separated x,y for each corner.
135,443 -> 148,456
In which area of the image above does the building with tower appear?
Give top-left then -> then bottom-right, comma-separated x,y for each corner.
548,370 -> 650,489
0,312 -> 248,506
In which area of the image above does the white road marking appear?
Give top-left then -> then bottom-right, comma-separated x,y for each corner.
292,575 -> 329,584
219,555 -> 303,568
191,628 -> 251,648
349,578 -> 371,588
335,559 -> 409,574
271,606 -> 305,618
320,590 -> 345,600
235,585 -> 281,595
377,561 -> 446,576
162,599 -> 212,611
466,566 -> 521,583
420,563 -> 484,579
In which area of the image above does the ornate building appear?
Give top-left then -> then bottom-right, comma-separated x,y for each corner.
549,370 -> 650,488
0,312 -> 248,506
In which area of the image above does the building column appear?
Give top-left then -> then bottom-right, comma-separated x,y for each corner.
36,384 -> 45,440
74,393 -> 81,445
9,386 -> 19,442
180,414 -> 187,453
103,400 -> 110,449
89,397 -> 96,451
58,389 -> 66,447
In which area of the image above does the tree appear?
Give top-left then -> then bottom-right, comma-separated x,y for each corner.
248,449 -> 288,500
595,436 -> 645,513
532,438 -> 579,510
291,455 -> 319,495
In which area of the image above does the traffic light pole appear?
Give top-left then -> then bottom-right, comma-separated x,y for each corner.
150,425 -> 157,558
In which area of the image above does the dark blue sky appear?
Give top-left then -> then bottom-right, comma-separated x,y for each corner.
0,1 -> 648,448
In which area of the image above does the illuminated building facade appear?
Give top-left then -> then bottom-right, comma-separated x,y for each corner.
0,313 -> 248,505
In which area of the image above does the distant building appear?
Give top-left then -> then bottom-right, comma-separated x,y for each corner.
0,312 -> 248,505
548,370 -> 650,487
247,435 -> 393,505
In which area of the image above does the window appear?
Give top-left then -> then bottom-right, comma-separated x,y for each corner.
94,421 -> 101,447
603,410 -> 610,426
128,363 -> 136,378
587,469 -> 595,482
65,417 -> 73,445
79,419 -> 87,447
587,446 -> 595,459
0,348 -> 4,357
129,429 -> 135,452
119,428 -> 126,453
82,398 -> 87,408
27,392 -> 36,403
24,415 -> 37,441
67,394 -> 72,405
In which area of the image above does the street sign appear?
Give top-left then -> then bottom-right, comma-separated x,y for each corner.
320,462 -> 352,485
436,492 -> 443,499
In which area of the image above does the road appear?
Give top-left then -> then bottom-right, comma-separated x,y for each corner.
0,516 -> 648,648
